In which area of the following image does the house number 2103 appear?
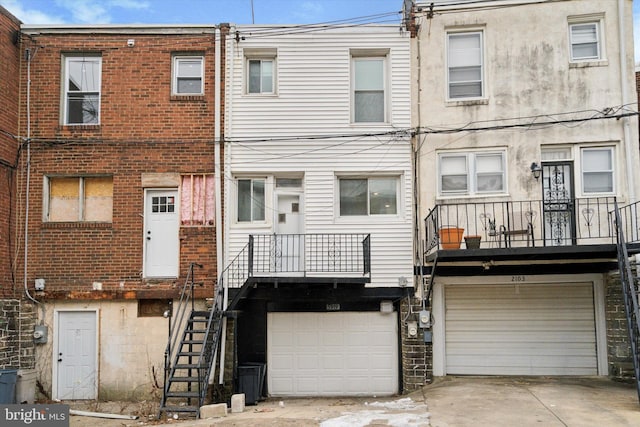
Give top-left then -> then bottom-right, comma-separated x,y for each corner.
511,275 -> 526,282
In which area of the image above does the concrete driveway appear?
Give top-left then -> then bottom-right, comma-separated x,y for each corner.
423,376 -> 640,427
71,376 -> 640,426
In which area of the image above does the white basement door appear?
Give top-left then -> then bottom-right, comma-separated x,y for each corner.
267,312 -> 398,396
445,283 -> 597,375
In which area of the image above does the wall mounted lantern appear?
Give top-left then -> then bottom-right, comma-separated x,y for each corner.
530,162 -> 542,180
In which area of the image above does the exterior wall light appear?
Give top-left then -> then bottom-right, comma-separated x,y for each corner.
530,162 -> 542,180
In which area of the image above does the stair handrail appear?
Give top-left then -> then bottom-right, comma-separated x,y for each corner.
162,262 -> 202,399
613,201 -> 640,401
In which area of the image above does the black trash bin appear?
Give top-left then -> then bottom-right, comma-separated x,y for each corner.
0,369 -> 18,404
237,364 -> 262,405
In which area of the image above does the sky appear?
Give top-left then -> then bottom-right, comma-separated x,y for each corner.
2,0 -> 640,64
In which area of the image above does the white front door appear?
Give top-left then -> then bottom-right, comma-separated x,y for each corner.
56,311 -> 97,400
275,194 -> 303,273
144,189 -> 179,277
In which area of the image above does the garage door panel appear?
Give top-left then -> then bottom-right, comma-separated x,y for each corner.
445,283 -> 597,375
268,312 -> 398,396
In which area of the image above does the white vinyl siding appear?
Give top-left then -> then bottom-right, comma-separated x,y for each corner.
225,26 -> 412,288
447,32 -> 483,99
173,56 -> 204,95
64,56 -> 101,125
444,283 -> 597,375
569,22 -> 600,61
268,312 -> 398,396
581,147 -> 614,194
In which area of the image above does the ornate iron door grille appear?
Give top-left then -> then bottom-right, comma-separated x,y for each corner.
542,162 -> 576,246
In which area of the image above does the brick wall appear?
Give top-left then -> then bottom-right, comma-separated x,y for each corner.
0,7 -> 20,297
605,271 -> 634,379
16,30 -> 224,298
400,297 -> 432,392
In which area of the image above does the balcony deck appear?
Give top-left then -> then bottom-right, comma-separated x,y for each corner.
424,198 -> 640,275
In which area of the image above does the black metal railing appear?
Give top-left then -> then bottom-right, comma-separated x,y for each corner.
617,201 -> 640,244
425,197 -> 618,253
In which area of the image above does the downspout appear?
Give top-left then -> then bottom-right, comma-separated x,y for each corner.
24,47 -> 39,305
618,0 -> 635,202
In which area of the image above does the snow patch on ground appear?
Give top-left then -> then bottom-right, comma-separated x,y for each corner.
320,398 -> 430,427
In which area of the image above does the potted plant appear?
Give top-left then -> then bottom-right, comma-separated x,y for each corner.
464,235 -> 482,249
439,227 -> 464,249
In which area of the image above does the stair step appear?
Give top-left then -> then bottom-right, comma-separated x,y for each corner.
178,352 -> 201,357
169,376 -> 201,382
166,391 -> 200,398
160,405 -> 198,414
175,364 -> 200,369
181,340 -> 205,345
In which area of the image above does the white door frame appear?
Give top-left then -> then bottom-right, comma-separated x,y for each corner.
52,309 -> 99,400
432,273 -> 607,376
143,188 -> 180,278
273,191 -> 304,274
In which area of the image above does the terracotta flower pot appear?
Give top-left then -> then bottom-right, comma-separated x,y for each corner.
440,227 -> 464,249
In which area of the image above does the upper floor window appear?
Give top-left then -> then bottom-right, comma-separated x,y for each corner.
173,56 -> 204,95
339,177 -> 397,216
64,56 -> 101,125
45,176 -> 113,222
569,22 -> 601,61
181,174 -> 214,226
247,58 -> 274,94
447,31 -> 483,99
438,151 -> 505,196
581,147 -> 614,194
353,57 -> 386,123
237,178 -> 265,222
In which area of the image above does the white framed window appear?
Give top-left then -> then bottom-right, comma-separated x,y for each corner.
352,57 -> 386,123
173,56 -> 204,95
237,178 -> 266,222
447,31 -> 483,99
581,147 -> 614,194
181,174 -> 214,226
64,55 -> 101,125
339,177 -> 398,216
569,22 -> 600,61
247,58 -> 275,94
44,176 -> 113,222
438,151 -> 505,196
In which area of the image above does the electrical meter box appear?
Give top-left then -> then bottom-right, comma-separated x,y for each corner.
419,310 -> 431,328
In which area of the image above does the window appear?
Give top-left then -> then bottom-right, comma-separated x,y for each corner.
45,176 -> 113,222
64,56 -> 101,124
438,151 -> 505,196
237,179 -> 265,222
247,59 -> 274,94
173,56 -> 204,95
447,32 -> 483,99
353,57 -> 385,122
181,174 -> 214,226
339,177 -> 397,216
581,147 -> 613,194
569,22 -> 600,61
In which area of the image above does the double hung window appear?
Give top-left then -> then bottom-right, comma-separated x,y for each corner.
581,147 -> 613,194
247,59 -> 274,94
447,32 -> 483,99
569,22 -> 600,61
173,56 -> 204,95
439,151 -> 505,196
237,178 -> 266,222
64,56 -> 101,124
353,57 -> 385,122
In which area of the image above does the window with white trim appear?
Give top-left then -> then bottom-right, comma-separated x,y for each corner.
173,56 -> 204,95
438,151 -> 505,196
339,177 -> 398,216
569,22 -> 600,61
353,57 -> 385,122
237,178 -> 265,222
64,55 -> 101,124
181,174 -> 214,226
247,58 -> 274,94
581,147 -> 614,194
45,176 -> 113,222
447,31 -> 483,99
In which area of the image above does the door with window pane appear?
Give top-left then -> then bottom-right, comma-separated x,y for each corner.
274,194 -> 303,274
542,162 -> 576,246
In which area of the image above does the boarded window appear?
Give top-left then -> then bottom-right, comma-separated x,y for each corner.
138,299 -> 172,317
181,174 -> 215,226
48,176 -> 113,222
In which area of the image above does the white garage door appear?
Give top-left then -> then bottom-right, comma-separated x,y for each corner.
445,283 -> 597,375
268,312 -> 398,396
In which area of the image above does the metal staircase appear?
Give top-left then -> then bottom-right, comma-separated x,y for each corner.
158,263 -> 225,419
613,203 -> 640,401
